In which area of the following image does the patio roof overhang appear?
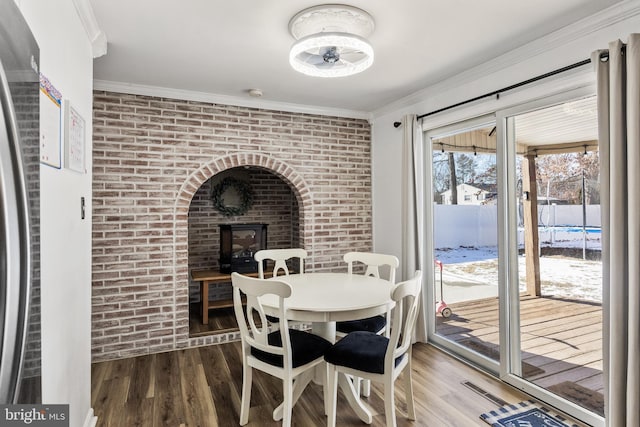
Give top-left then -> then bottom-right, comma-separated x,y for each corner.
431,96 -> 599,156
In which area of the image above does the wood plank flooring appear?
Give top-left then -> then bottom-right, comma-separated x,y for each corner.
189,304 -> 240,336
193,295 -> 603,394
93,342 -> 577,427
187,294 -> 604,416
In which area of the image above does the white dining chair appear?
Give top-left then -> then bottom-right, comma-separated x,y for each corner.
255,248 -> 308,330
231,272 -> 331,427
255,248 -> 307,278
325,270 -> 423,427
335,252 -> 399,396
336,251 -> 399,337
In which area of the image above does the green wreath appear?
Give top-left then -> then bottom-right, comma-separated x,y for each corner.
211,177 -> 254,217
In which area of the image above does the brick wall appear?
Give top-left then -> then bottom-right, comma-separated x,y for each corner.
92,91 -> 373,362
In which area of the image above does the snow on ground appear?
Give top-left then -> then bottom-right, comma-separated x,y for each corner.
434,245 -> 602,304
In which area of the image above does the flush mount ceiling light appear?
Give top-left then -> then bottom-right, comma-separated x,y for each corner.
288,4 -> 375,78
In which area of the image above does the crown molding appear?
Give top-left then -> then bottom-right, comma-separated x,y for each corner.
93,79 -> 372,121
72,0 -> 107,58
372,0 -> 640,119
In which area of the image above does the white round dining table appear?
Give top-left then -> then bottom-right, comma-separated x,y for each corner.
259,272 -> 395,424
260,272 -> 394,329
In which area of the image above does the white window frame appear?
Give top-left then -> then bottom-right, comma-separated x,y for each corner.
421,72 -> 602,427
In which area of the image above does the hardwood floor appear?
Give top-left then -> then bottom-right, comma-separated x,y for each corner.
185,293 -> 604,419
91,341 -> 586,427
189,304 -> 240,336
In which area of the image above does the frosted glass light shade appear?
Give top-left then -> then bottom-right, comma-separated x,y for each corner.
288,5 -> 375,78
289,32 -> 374,78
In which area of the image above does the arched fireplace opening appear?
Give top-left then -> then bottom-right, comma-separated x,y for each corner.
187,166 -> 301,336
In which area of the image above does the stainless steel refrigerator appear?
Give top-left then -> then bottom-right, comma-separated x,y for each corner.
0,0 -> 41,404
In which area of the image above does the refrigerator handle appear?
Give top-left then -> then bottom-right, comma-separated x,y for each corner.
0,57 -> 32,404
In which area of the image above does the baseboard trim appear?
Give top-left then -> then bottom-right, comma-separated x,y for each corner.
82,408 -> 97,427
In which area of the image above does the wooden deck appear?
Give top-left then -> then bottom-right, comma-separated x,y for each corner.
436,294 -> 603,415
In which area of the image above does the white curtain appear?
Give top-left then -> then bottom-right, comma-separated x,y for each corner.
592,33 -> 640,427
401,114 -> 427,342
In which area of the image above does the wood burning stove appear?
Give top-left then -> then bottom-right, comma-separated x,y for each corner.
219,223 -> 268,273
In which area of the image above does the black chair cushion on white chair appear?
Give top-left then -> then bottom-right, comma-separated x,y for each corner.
252,329 -> 332,368
324,271 -> 423,427
335,316 -> 387,334
324,331 -> 404,374
231,272 -> 329,427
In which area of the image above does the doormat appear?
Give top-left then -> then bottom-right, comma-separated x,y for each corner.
548,381 -> 604,417
458,339 -> 545,377
480,399 -> 580,427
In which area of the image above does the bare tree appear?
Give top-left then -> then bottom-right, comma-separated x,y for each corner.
432,151 -> 451,201
448,152 -> 458,204
535,152 -> 599,203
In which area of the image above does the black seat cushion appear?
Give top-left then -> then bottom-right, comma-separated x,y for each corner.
324,331 -> 404,374
251,329 -> 332,368
336,315 -> 386,334
266,315 -> 280,323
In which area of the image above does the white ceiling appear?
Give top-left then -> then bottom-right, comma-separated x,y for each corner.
89,0 -> 621,115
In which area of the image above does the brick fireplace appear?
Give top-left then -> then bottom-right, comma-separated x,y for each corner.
92,91 -> 373,362
187,167 -> 300,306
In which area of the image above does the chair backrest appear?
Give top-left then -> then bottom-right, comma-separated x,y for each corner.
386,271 -> 423,368
343,252 -> 399,283
231,272 -> 293,366
255,248 -> 307,279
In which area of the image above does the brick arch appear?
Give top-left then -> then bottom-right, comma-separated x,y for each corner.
173,153 -> 313,345
175,152 -> 312,225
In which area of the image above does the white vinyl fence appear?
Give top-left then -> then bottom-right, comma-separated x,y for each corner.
536,204 -> 601,228
434,205 -> 498,248
433,204 -> 601,249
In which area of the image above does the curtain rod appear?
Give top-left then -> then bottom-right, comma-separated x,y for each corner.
392,47 -> 622,128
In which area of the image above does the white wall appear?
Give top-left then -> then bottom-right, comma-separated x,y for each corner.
371,1 -> 640,280
16,1 -> 95,426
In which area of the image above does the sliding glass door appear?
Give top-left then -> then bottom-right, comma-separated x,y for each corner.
499,91 -> 603,427
425,115 -> 502,373
425,87 -> 604,427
